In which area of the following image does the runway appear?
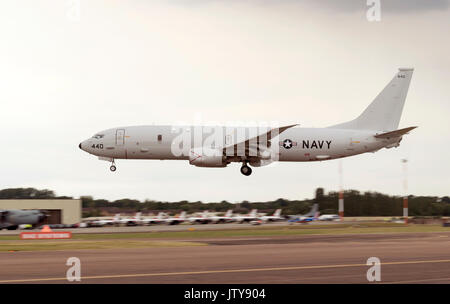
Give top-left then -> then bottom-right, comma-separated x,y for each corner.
1,231 -> 450,283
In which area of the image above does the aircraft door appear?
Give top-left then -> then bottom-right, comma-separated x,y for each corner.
116,129 -> 125,146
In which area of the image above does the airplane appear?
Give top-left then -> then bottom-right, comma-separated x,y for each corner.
259,209 -> 283,222
165,211 -> 187,225
288,204 -> 320,224
79,68 -> 416,176
0,209 -> 47,230
91,213 -> 121,226
318,214 -> 341,221
234,209 -> 259,223
117,212 -> 142,226
188,210 -> 212,224
141,212 -> 167,225
209,210 -> 234,224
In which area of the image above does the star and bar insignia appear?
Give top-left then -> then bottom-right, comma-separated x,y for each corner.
280,139 -> 297,149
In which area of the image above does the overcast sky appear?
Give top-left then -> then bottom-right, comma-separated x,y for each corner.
0,0 -> 449,202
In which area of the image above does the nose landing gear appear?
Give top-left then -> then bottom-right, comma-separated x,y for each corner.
240,162 -> 252,176
110,160 -> 117,172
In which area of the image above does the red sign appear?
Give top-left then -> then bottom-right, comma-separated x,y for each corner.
20,232 -> 72,240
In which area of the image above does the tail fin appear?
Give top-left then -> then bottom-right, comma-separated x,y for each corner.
114,213 -> 120,221
304,204 -> 319,217
249,209 -> 257,217
225,210 -> 232,217
330,68 -> 414,131
180,211 -> 186,219
274,209 -> 281,217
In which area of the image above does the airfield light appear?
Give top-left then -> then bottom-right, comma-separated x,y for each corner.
402,159 -> 408,225
338,160 -> 344,221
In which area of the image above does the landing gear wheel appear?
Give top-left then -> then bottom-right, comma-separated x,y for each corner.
109,159 -> 117,172
240,165 -> 252,176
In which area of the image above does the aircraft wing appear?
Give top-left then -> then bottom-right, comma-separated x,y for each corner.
223,124 -> 298,155
374,126 -> 417,139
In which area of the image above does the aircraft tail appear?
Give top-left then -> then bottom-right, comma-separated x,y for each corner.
249,209 -> 257,217
225,210 -> 232,217
329,68 -> 414,132
304,204 -> 319,217
179,211 -> 186,219
274,209 -> 281,217
135,212 -> 142,220
114,214 -> 120,221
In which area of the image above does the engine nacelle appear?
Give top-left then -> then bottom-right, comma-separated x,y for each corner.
189,148 -> 226,167
249,159 -> 274,167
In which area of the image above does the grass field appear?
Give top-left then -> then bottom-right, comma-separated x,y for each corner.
0,223 -> 449,252
0,240 -> 206,252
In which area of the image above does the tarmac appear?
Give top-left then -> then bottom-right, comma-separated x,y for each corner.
1,231 -> 450,283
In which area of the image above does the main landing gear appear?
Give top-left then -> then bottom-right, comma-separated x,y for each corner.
110,160 -> 117,172
240,162 -> 252,176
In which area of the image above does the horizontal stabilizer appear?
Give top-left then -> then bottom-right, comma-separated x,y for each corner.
374,126 -> 417,139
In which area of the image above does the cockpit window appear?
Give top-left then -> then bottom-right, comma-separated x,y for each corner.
92,134 -> 104,139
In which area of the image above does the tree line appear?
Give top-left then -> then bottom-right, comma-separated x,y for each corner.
0,187 -> 449,217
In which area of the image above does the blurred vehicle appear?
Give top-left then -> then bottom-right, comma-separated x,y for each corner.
91,214 -> 121,226
318,214 -> 340,221
141,212 -> 167,225
117,213 -> 142,226
288,204 -> 320,224
165,212 -> 186,225
209,210 -> 234,224
250,220 -> 262,225
19,224 -> 33,230
0,209 -> 47,230
188,211 -> 212,224
234,209 -> 259,223
260,209 -> 283,222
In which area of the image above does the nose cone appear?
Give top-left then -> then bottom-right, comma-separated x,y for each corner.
79,141 -> 88,152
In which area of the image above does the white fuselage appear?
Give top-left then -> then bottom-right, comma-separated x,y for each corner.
80,125 -> 398,163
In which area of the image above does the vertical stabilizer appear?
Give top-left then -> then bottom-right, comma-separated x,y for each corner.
330,68 -> 414,131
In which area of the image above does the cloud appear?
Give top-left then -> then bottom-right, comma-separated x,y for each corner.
308,0 -> 450,13
169,0 -> 450,14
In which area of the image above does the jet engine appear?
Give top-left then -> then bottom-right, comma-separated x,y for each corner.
189,148 -> 226,167
249,159 -> 274,167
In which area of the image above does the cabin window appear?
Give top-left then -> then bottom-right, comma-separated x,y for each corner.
157,134 -> 162,142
